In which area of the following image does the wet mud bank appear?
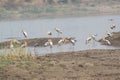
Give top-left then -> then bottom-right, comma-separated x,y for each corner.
0,37 -> 61,49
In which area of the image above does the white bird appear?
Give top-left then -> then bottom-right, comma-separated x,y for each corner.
44,39 -> 53,48
68,37 -> 77,46
110,24 -> 116,29
106,31 -> 112,38
47,31 -> 52,36
86,34 -> 97,45
58,37 -> 76,46
44,39 -> 53,53
58,39 -> 64,46
22,30 -> 28,38
102,38 -> 111,45
57,37 -> 76,51
58,38 -> 68,46
55,28 -> 62,36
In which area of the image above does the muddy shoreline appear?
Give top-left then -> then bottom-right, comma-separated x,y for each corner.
0,31 -> 120,80
0,49 -> 120,80
0,37 -> 61,49
0,31 -> 120,49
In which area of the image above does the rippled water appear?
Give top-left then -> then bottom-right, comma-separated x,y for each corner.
0,15 -> 120,55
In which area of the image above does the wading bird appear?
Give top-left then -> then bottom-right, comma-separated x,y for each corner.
58,37 -> 77,51
68,37 -> 77,46
33,43 -> 39,56
102,37 -> 111,45
55,28 -> 62,36
58,38 -> 69,46
58,37 -> 76,46
68,37 -> 77,51
44,39 -> 53,53
106,31 -> 112,38
85,34 -> 97,45
47,31 -> 52,36
22,30 -> 28,38
110,24 -> 116,29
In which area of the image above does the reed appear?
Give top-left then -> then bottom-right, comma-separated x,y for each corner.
0,47 -> 36,61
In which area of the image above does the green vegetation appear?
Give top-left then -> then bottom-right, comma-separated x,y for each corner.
0,60 -> 12,67
0,47 -> 36,67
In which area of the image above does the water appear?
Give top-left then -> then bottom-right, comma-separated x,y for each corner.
0,15 -> 120,55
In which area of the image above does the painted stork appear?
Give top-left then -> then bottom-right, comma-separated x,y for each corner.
102,37 -> 111,45
110,24 -> 116,29
47,31 -> 52,36
22,30 -> 28,38
106,31 -> 112,38
55,28 -> 62,36
44,39 -> 53,53
86,34 -> 97,45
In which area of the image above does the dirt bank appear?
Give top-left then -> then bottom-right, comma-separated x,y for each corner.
0,37 -> 61,49
0,49 -> 120,80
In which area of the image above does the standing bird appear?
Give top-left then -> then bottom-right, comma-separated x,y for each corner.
44,39 -> 53,53
47,31 -> 52,36
110,24 -> 116,29
55,28 -> 62,36
57,37 -> 76,52
33,43 -> 39,56
106,31 -> 112,38
68,37 -> 77,51
22,30 -> 28,38
86,34 -> 97,45
58,37 -> 76,46
68,37 -> 77,46
58,38 -> 69,46
102,37 -> 111,45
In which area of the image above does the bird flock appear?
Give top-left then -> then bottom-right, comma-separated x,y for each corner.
85,23 -> 117,46
7,22 -> 117,54
45,28 -> 77,53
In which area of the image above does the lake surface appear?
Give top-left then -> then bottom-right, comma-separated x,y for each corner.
0,15 -> 120,55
